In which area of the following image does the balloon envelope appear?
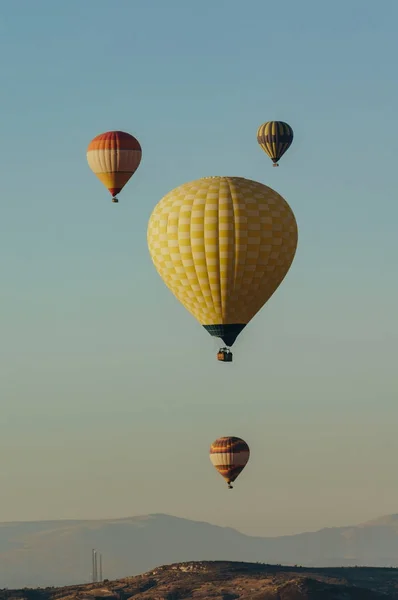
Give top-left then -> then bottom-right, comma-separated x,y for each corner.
147,176 -> 298,347
87,131 -> 142,199
210,436 -> 250,487
257,121 -> 293,164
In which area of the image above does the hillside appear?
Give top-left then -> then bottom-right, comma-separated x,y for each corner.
1,561 -> 397,599
3,513 -> 398,587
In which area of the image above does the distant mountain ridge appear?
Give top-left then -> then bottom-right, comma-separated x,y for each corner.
2,513 -> 398,588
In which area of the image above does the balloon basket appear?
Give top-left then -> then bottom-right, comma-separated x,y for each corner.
217,348 -> 233,362
112,197 -> 119,203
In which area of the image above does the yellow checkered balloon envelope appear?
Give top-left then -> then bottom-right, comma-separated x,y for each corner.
147,176 -> 298,357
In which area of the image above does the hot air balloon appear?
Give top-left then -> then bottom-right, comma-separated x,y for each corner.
209,437 -> 250,489
257,121 -> 293,167
147,176 -> 298,361
87,131 -> 142,203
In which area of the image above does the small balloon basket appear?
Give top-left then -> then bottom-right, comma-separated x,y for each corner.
217,348 -> 233,362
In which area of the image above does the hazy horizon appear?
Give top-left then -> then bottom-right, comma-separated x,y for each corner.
3,511 -> 398,589
1,0 -> 397,539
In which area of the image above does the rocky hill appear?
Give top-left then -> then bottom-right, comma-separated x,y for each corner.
1,561 -> 398,600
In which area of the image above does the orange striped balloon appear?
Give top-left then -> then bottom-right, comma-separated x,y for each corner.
87,131 -> 142,202
209,436 -> 250,489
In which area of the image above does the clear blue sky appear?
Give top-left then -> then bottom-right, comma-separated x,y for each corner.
1,0 -> 397,536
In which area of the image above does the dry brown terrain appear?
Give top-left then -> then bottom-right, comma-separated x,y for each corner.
2,561 -> 398,599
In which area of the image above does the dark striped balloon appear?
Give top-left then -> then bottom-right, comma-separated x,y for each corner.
257,121 -> 294,166
209,436 -> 250,489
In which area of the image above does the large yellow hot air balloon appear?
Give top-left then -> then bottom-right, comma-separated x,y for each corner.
257,121 -> 293,166
87,131 -> 142,203
210,437 -> 250,489
147,176 -> 298,361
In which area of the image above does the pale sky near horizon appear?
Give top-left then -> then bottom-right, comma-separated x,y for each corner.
1,0 -> 398,537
